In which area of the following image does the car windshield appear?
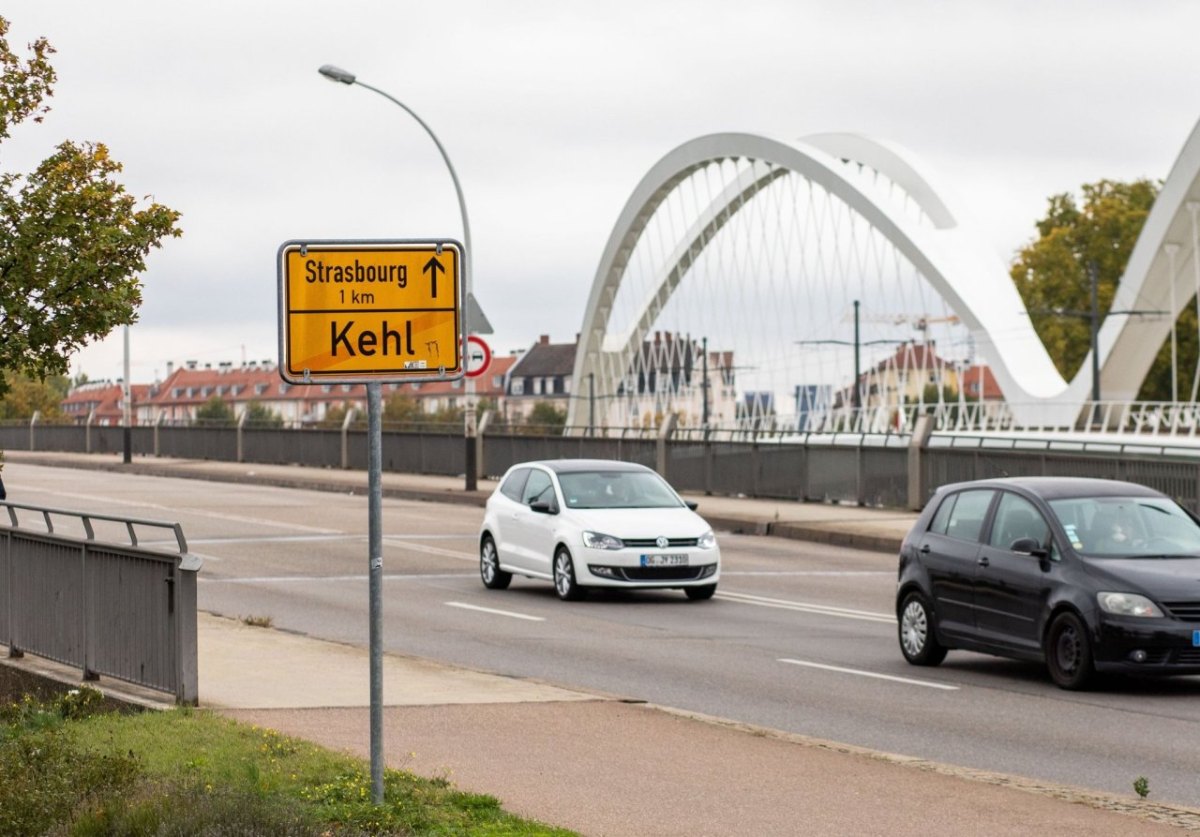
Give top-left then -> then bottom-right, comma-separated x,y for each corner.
1048,496 -> 1200,557
558,470 -> 684,509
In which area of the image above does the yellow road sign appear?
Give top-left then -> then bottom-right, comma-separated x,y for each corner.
277,240 -> 464,383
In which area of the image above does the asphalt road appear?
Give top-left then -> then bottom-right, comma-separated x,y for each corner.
9,461 -> 1200,808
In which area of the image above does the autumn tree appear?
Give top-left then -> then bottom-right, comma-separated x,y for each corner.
0,371 -> 68,420
1009,179 -> 1177,398
0,16 -> 181,396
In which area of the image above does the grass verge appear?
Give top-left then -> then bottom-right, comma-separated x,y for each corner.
1,685 -> 574,836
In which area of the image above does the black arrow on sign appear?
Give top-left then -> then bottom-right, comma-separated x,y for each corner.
423,256 -> 445,298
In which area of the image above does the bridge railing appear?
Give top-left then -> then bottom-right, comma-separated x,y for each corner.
0,501 -> 200,704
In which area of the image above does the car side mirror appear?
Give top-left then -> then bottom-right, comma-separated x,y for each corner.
530,500 -> 558,515
685,501 -> 699,511
1010,537 -> 1048,558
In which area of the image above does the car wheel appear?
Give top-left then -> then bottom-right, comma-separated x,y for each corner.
684,584 -> 717,601
898,591 -> 947,666
479,536 -> 511,590
553,547 -> 586,601
1045,611 -> 1094,690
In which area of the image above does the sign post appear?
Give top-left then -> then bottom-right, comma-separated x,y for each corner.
278,238 -> 464,801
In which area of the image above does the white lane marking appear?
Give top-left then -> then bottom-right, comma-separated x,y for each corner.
718,591 -> 896,624
722,571 -> 892,577
384,539 -> 477,562
166,533 -> 475,546
19,487 -> 342,534
778,658 -> 959,691
201,572 -> 472,584
444,601 -> 545,622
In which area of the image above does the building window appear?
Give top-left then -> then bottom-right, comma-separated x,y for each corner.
511,379 -> 524,395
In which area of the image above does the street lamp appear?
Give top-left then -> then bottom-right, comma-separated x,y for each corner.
319,62 -> 478,805
319,64 -> 480,490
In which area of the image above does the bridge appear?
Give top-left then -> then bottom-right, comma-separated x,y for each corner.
567,117 -> 1200,438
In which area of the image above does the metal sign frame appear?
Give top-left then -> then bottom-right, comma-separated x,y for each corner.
277,238 -> 465,385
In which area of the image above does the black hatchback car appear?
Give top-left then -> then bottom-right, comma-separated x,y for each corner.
896,477 -> 1200,689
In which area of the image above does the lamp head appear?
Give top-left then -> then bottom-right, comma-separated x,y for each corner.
318,64 -> 356,85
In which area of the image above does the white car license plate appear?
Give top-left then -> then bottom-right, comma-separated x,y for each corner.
641,554 -> 688,567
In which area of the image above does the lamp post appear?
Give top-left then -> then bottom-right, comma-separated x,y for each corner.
318,64 -> 478,490
319,63 -> 476,804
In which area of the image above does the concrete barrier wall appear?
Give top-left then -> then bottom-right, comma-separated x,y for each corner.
7,422 -> 1200,510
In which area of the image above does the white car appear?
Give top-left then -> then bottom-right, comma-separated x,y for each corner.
479,459 -> 720,601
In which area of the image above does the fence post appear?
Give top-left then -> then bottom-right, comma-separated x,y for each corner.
907,414 -> 935,510
236,410 -> 248,463
86,409 -> 96,454
657,413 -> 678,477
341,408 -> 357,469
175,553 -> 201,705
476,410 -> 492,481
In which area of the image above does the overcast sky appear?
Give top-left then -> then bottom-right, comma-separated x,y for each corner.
5,0 -> 1200,385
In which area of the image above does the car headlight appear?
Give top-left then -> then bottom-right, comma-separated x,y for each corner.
697,530 -> 716,549
582,531 -> 624,550
1097,592 -> 1163,618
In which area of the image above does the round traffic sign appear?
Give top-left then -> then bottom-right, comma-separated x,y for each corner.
464,334 -> 492,378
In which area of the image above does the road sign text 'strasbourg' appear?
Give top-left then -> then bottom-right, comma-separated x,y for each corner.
278,241 -> 464,383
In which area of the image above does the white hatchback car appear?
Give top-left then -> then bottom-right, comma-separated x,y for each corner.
479,459 -> 720,601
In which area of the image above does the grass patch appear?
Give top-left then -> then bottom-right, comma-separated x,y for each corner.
1,686 -> 574,836
241,614 -> 275,628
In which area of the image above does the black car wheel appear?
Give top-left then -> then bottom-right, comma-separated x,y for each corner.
1045,611 -> 1094,690
898,591 -> 947,666
553,547 -> 586,601
479,536 -> 512,590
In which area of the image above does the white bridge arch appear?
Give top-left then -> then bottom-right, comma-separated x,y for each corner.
569,120 -> 1200,432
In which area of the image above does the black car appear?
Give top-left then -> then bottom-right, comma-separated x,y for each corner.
896,477 -> 1200,689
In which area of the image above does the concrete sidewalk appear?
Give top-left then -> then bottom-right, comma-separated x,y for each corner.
6,451 -> 1200,834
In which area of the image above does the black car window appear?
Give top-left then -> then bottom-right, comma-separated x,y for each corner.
499,468 -> 530,502
928,493 -> 957,535
988,492 -> 1051,552
522,469 -> 555,506
943,489 -> 994,543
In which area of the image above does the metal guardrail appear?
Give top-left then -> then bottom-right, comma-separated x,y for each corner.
0,502 -> 200,704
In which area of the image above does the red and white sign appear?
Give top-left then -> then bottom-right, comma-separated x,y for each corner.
463,334 -> 492,378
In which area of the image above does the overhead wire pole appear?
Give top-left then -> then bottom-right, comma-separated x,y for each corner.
318,64 -> 478,490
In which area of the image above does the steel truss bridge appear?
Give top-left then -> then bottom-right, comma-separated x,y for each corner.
567,118 -> 1200,441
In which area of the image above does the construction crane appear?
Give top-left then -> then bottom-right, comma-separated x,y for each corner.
854,312 -> 961,343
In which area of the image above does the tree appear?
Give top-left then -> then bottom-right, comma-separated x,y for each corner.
0,16 -> 181,396
194,397 -> 234,427
383,393 -> 424,424
1010,179 -> 1170,396
525,401 -> 567,431
0,371 -> 67,420
243,401 -> 283,428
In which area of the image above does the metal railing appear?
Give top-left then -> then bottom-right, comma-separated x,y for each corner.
0,502 -> 200,704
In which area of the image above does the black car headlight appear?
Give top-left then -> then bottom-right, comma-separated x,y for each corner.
1097,592 -> 1163,618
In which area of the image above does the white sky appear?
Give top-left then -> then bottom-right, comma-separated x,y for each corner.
5,0 -> 1200,385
